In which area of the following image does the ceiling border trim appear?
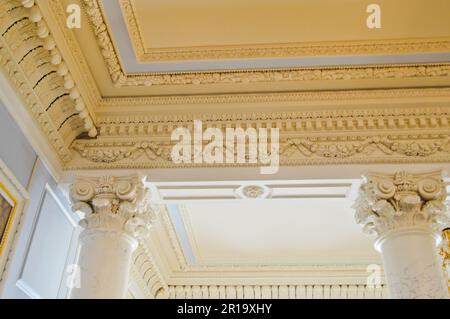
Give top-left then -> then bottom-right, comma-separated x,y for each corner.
119,0 -> 450,63
81,0 -> 450,87
97,88 -> 450,108
0,2 -> 75,164
162,284 -> 388,299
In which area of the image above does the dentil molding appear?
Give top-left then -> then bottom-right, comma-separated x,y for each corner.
161,284 -> 388,299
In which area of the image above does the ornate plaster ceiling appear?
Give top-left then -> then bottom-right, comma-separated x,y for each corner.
0,0 -> 449,178
65,0 -> 450,97
1,0 -> 450,298
0,0 -> 449,177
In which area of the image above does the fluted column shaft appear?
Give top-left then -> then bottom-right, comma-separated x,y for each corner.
354,171 -> 449,299
69,175 -> 154,299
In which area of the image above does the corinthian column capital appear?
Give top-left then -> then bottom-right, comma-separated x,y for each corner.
354,170 -> 449,238
70,175 -> 155,239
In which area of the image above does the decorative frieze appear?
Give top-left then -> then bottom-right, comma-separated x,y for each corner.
68,134 -> 450,169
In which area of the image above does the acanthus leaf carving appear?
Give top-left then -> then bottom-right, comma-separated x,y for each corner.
70,175 -> 156,239
353,170 -> 450,238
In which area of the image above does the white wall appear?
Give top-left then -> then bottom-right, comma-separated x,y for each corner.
0,101 -> 80,299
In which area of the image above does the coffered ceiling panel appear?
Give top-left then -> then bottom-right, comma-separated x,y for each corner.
51,0 -> 450,97
120,0 -> 450,62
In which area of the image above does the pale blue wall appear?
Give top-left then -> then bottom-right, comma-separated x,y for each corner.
0,101 -> 78,299
0,102 -> 37,187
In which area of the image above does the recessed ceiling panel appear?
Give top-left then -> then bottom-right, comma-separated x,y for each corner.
119,0 -> 450,62
170,200 -> 380,266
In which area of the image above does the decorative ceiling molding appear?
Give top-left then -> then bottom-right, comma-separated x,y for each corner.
19,0 -> 98,137
97,88 -> 450,108
68,134 -> 450,170
161,284 -> 388,299
81,0 -> 450,87
40,0 -> 102,118
1,0 -> 450,175
0,0 -> 80,163
96,105 -> 450,125
130,245 -> 167,299
119,0 -> 450,63
67,103 -> 450,170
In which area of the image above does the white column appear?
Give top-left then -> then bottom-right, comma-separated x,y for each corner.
354,171 -> 449,299
69,175 -> 155,299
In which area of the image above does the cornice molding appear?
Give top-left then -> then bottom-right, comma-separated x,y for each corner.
20,0 -> 97,137
120,0 -> 450,63
82,0 -> 450,87
67,104 -> 450,171
0,0 -> 102,169
0,1 -> 74,163
42,0 -> 102,120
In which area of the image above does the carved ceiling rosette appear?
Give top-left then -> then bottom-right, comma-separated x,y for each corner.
70,175 -> 156,238
354,171 -> 449,238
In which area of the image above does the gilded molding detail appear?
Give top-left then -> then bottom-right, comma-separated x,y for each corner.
70,175 -> 156,238
83,0 -> 450,87
354,171 -> 450,237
